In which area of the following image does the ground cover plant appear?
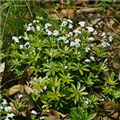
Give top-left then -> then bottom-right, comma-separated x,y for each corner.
0,0 -> 120,120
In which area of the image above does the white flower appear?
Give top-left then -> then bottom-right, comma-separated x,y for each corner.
45,23 -> 52,29
36,20 -> 39,23
18,36 -> 22,39
33,20 -> 39,23
18,94 -> 23,99
53,30 -> 59,36
28,23 -> 32,26
85,98 -> 91,104
4,106 -> 12,112
19,45 -> 24,49
67,32 -> 73,37
78,21 -> 85,27
46,29 -> 52,36
85,47 -> 90,53
88,37 -> 94,41
24,42 -> 30,47
31,110 -> 37,115
93,30 -> 97,35
61,21 -> 67,27
58,36 -> 66,41
70,41 -> 76,47
40,116 -> 46,119
90,56 -> 95,61
0,106 -> 3,110
75,39 -> 80,43
64,66 -> 68,69
101,32 -> 106,38
68,24 -> 73,29
108,36 -> 113,42
85,59 -> 90,63
67,19 -> 73,24
12,36 -> 19,43
7,113 -> 15,118
27,26 -> 31,31
73,29 -> 81,34
5,117 -> 9,120
107,43 -> 110,46
24,36 -> 29,41
86,27 -> 94,32
36,26 -> 40,31
2,99 -> 7,105
64,40 -> 69,44
101,42 -> 110,47
43,86 -> 47,90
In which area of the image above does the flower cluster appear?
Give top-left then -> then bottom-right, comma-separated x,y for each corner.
1,99 -> 15,120
7,17 -> 116,118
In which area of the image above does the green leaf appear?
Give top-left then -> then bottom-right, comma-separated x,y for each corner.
88,113 -> 97,120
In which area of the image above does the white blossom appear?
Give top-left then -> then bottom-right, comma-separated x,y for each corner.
24,42 -> 30,47
86,27 -> 94,32
61,21 -> 67,27
64,40 -> 69,44
12,36 -> 19,43
88,37 -> 94,41
40,116 -> 46,119
70,41 -> 76,47
93,30 -> 97,35
58,36 -> 66,41
75,39 -> 80,43
67,32 -> 73,37
46,29 -> 52,36
5,117 -> 9,120
36,26 -> 40,31
67,19 -> 73,24
18,94 -> 23,99
85,98 -> 91,104
101,42 -> 110,47
85,47 -> 90,53
45,23 -> 52,29
4,106 -> 12,112
18,36 -> 22,39
36,20 -> 39,23
0,106 -> 3,110
85,59 -> 90,63
68,24 -> 73,29
108,36 -> 113,42
27,26 -> 31,31
107,43 -> 110,46
90,56 -> 95,61
33,20 -> 39,23
31,110 -> 37,115
19,45 -> 24,49
101,32 -> 106,38
2,99 -> 7,105
43,86 -> 47,90
28,23 -> 32,26
64,66 -> 68,69
53,30 -> 59,36
7,113 -> 15,118
73,29 -> 81,34
24,36 -> 29,41
78,21 -> 85,27
27,26 -> 35,31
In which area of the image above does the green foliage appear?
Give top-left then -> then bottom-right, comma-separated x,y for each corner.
70,108 -> 97,120
1,14 -> 119,117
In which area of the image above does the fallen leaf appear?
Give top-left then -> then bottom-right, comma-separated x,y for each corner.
8,85 -> 24,96
0,62 -> 5,73
113,62 -> 120,69
20,110 -> 27,117
24,85 -> 34,95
